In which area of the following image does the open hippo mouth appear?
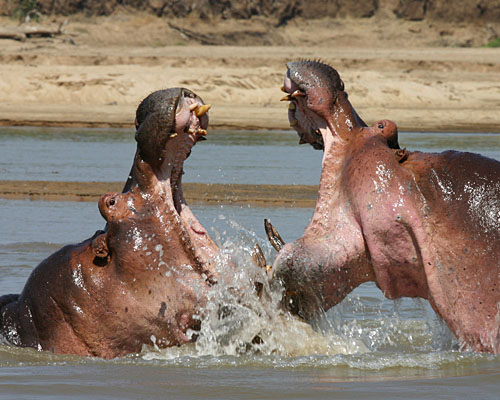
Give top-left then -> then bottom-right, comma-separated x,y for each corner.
0,88 -> 221,359
131,88 -> 213,237
281,60 -> 366,150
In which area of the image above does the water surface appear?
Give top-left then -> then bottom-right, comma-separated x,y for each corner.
0,128 -> 499,399
1,200 -> 499,399
1,127 -> 499,185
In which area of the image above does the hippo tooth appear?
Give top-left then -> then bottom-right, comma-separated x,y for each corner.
290,120 -> 298,127
169,133 -> 178,138
288,102 -> 296,111
291,90 -> 305,98
189,103 -> 199,111
280,94 -> 292,101
198,129 -> 207,136
188,128 -> 196,134
194,104 -> 211,117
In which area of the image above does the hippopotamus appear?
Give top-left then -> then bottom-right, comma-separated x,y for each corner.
267,60 -> 500,353
0,88 -> 219,358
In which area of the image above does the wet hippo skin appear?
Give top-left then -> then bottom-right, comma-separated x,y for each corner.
269,60 -> 500,353
0,88 -> 219,358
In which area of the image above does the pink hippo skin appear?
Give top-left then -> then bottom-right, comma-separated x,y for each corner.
0,88 -> 219,358
271,60 -> 500,353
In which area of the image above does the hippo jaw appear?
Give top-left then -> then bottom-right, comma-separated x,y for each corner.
0,89 -> 219,358
282,60 -> 367,151
91,88 -> 220,352
95,190 -> 210,349
269,62 -> 378,318
130,88 -> 218,270
270,234 -> 374,320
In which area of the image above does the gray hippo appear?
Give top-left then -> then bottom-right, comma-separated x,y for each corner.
267,60 -> 500,353
0,88 -> 219,358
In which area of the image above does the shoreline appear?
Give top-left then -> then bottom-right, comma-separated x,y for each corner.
0,181 -> 319,208
1,106 -> 499,133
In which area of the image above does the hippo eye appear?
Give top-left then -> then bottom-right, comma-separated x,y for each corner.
109,198 -> 115,206
378,123 -> 384,129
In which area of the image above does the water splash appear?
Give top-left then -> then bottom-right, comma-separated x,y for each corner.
141,218 -> 367,360
1,213 -> 498,376
139,216 -> 470,365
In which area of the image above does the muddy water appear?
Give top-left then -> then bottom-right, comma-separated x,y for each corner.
1,128 -> 500,399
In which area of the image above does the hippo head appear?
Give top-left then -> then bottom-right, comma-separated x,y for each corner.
0,88 -> 220,358
127,88 -> 218,267
268,64 -> 403,319
282,60 -> 367,149
84,88 -> 220,353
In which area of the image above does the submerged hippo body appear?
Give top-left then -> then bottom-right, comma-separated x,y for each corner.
0,88 -> 218,358
272,60 -> 500,353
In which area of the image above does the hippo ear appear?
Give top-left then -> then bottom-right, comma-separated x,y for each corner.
91,232 -> 110,265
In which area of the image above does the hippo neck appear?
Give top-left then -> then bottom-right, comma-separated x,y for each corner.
123,152 -> 219,280
305,98 -> 368,252
123,151 -> 175,194
306,142 -> 353,236
327,92 -> 367,143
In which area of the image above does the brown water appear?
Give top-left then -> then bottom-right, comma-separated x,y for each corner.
1,129 -> 499,399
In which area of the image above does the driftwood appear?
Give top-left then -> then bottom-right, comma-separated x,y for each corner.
0,21 -> 66,41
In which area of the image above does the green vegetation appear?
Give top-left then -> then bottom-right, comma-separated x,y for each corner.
12,0 -> 40,22
486,37 -> 500,48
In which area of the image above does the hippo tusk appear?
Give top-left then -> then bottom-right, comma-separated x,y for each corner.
169,133 -> 178,138
264,219 -> 286,252
251,244 -> 272,299
280,94 -> 292,101
251,243 -> 267,269
291,90 -> 305,98
194,104 -> 211,117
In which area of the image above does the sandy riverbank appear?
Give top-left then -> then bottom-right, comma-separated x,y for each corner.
0,180 -> 319,207
0,14 -> 499,132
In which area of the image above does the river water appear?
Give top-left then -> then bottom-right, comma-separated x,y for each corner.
0,127 -> 499,399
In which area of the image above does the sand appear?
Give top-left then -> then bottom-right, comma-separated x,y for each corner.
0,13 -> 499,133
0,180 -> 319,207
0,13 -> 499,203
